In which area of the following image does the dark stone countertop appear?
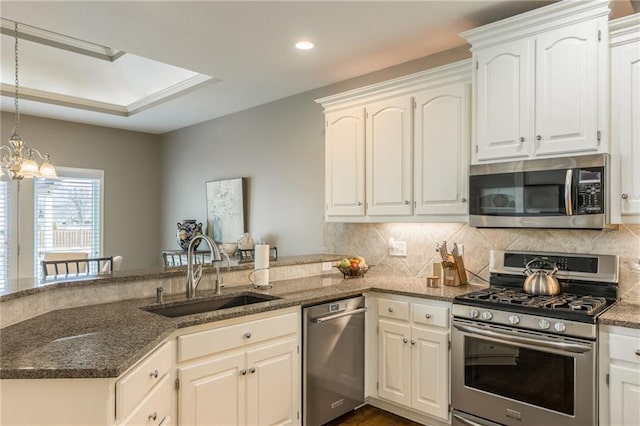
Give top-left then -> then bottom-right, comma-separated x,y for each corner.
0,253 -> 344,301
599,300 -> 640,330
0,273 -> 484,379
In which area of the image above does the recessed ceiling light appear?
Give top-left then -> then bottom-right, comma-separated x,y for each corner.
295,41 -> 314,50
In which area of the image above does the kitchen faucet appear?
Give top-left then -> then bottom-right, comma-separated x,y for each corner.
186,235 -> 223,298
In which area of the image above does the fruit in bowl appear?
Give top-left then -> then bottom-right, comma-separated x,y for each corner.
336,256 -> 370,278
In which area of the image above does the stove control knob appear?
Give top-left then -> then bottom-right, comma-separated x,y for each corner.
481,311 -> 493,320
469,309 -> 479,319
508,315 -> 520,325
538,319 -> 550,330
554,322 -> 567,333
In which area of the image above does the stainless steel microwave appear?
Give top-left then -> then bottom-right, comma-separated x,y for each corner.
468,154 -> 608,229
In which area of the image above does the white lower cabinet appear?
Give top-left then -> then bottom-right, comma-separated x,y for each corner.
371,294 -> 450,423
177,308 -> 301,426
599,325 -> 640,426
0,341 -> 176,426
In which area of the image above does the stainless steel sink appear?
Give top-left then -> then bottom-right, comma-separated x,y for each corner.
143,293 -> 281,317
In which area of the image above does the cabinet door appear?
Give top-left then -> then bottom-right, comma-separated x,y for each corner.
378,320 -> 411,406
414,83 -> 470,216
535,20 -> 600,156
411,327 -> 449,420
246,337 -> 299,426
365,96 -> 413,215
613,39 -> 640,219
178,351 -> 245,426
610,363 -> 640,426
474,39 -> 533,162
325,108 -> 366,216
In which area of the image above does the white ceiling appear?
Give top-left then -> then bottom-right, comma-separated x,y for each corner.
0,1 -> 637,135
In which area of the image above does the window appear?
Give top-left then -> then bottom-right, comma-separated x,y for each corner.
0,181 -> 8,290
34,168 -> 103,278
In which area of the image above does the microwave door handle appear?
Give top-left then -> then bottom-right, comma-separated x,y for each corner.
565,169 -> 573,215
453,322 -> 591,354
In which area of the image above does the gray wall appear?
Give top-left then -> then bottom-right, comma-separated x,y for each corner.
159,47 -> 471,255
1,112 -> 162,274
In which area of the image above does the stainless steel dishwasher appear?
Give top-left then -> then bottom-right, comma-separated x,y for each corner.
303,295 -> 366,426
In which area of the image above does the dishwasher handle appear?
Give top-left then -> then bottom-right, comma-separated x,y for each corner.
313,307 -> 367,323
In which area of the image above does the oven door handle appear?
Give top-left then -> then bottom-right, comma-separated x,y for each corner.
453,323 -> 592,354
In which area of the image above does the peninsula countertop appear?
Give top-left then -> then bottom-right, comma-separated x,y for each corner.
0,273 -> 485,380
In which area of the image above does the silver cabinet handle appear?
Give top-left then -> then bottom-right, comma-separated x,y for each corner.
244,332 -> 251,339
249,367 -> 256,374
388,307 -> 394,313
461,197 -> 467,203
148,412 -> 157,421
402,338 -> 408,344
150,369 -> 159,379
425,313 -> 431,319
240,369 -> 247,376
622,193 -> 629,200
519,136 -> 525,143
536,135 -> 542,141
357,201 -> 362,206
411,340 -> 416,345
404,200 -> 410,205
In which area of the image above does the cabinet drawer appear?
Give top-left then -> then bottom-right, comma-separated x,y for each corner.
610,333 -> 640,365
412,303 -> 449,328
117,342 -> 172,420
118,374 -> 172,426
178,312 -> 297,362
378,299 -> 409,321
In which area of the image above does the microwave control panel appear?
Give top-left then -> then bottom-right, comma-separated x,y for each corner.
576,168 -> 603,214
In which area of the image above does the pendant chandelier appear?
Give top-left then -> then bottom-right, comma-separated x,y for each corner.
0,22 -> 57,180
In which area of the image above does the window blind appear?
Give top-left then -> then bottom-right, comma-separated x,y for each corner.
0,181 -> 9,291
34,168 -> 103,279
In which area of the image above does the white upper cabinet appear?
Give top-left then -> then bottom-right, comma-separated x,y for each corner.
475,39 -> 532,161
414,83 -> 470,215
325,108 -> 366,216
365,96 -> 413,216
610,14 -> 640,224
316,60 -> 471,223
535,21 -> 600,156
461,0 -> 610,164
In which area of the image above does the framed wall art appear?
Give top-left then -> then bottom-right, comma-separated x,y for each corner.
205,177 -> 246,243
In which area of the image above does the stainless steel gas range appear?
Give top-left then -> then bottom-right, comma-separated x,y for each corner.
451,250 -> 619,426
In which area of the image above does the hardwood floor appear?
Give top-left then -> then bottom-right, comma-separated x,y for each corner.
323,405 -> 422,426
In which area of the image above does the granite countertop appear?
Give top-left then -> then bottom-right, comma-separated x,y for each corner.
0,273 -> 484,379
599,300 -> 640,330
0,253 -> 343,300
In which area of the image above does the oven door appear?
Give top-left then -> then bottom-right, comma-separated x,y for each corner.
452,318 -> 596,426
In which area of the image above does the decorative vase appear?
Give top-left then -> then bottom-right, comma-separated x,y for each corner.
176,220 -> 203,251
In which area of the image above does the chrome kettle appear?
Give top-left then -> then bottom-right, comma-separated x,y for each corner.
523,258 -> 561,295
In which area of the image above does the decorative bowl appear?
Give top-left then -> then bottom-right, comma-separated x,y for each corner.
336,265 -> 370,278
220,243 -> 238,256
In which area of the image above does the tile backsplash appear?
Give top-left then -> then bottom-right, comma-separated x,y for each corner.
324,223 -> 640,301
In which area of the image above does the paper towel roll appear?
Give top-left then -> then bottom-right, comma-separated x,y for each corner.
254,244 -> 270,287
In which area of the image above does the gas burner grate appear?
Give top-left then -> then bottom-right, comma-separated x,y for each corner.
459,287 -> 609,316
